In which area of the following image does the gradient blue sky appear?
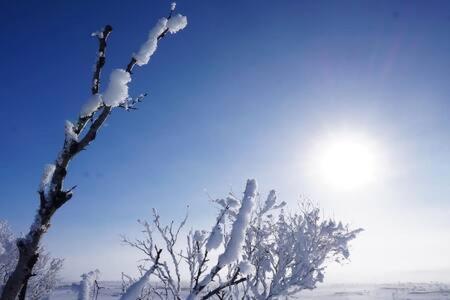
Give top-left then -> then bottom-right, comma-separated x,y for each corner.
1,0 -> 450,282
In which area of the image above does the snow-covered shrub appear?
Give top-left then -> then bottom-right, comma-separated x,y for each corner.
122,180 -> 362,299
0,220 -> 63,299
242,201 -> 363,299
76,269 -> 100,300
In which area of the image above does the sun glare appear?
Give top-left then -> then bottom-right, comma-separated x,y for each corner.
313,132 -> 381,190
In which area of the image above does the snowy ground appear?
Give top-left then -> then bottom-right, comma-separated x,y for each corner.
50,282 -> 450,299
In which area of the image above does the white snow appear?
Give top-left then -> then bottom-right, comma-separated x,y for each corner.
226,196 -> 240,208
78,270 -> 100,300
120,264 -> 158,300
215,198 -> 227,208
171,2 -> 176,11
91,31 -> 104,38
39,164 -> 56,193
49,282 -> 450,300
134,18 -> 168,66
205,224 -> 223,250
167,14 -> 188,34
0,242 -> 5,255
119,274 -> 149,300
134,12 -> 187,66
80,94 -> 102,117
65,120 -> 78,143
218,179 -> 257,265
193,230 -> 206,243
103,69 -> 131,107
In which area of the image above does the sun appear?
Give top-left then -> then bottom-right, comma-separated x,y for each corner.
313,131 -> 381,190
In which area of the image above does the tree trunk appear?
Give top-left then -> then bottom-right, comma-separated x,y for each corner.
1,228 -> 41,300
17,260 -> 36,300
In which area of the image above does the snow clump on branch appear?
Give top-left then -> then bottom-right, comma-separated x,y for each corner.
134,11 -> 187,66
134,18 -> 168,66
80,94 -> 103,117
103,69 -> 131,107
78,269 -> 100,300
205,224 -> 223,251
167,14 -> 188,34
193,230 -> 206,243
119,265 -> 157,300
218,179 -> 257,265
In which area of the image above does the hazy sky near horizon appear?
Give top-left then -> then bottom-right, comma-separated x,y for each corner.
1,0 -> 450,283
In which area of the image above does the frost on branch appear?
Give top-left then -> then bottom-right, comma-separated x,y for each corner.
121,215 -> 185,299
38,164 -> 55,195
119,247 -> 161,300
0,221 -> 15,293
91,31 -> 103,38
65,120 -> 78,144
0,220 -> 63,299
77,269 -> 100,300
103,69 -> 131,107
26,254 -> 64,300
119,270 -> 151,300
242,200 -> 363,299
123,180 -> 362,299
193,230 -> 206,243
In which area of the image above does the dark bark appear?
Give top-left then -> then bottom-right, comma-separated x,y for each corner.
92,25 -> 113,95
194,249 -> 208,289
190,208 -> 231,297
16,254 -> 37,300
75,25 -> 113,135
201,269 -> 246,300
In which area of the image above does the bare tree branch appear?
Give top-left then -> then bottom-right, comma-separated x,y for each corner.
201,269 -> 247,300
75,25 -> 113,135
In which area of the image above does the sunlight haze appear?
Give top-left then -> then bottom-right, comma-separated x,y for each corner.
0,0 -> 449,292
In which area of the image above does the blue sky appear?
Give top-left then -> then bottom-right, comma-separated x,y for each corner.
1,0 -> 450,282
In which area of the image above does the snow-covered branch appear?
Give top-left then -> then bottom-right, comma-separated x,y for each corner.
120,249 -> 162,300
126,4 -> 187,74
77,269 -> 100,300
152,208 -> 188,296
1,3 -> 188,299
91,25 -> 113,95
76,25 -> 112,131
200,268 -> 247,300
188,179 -> 258,299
